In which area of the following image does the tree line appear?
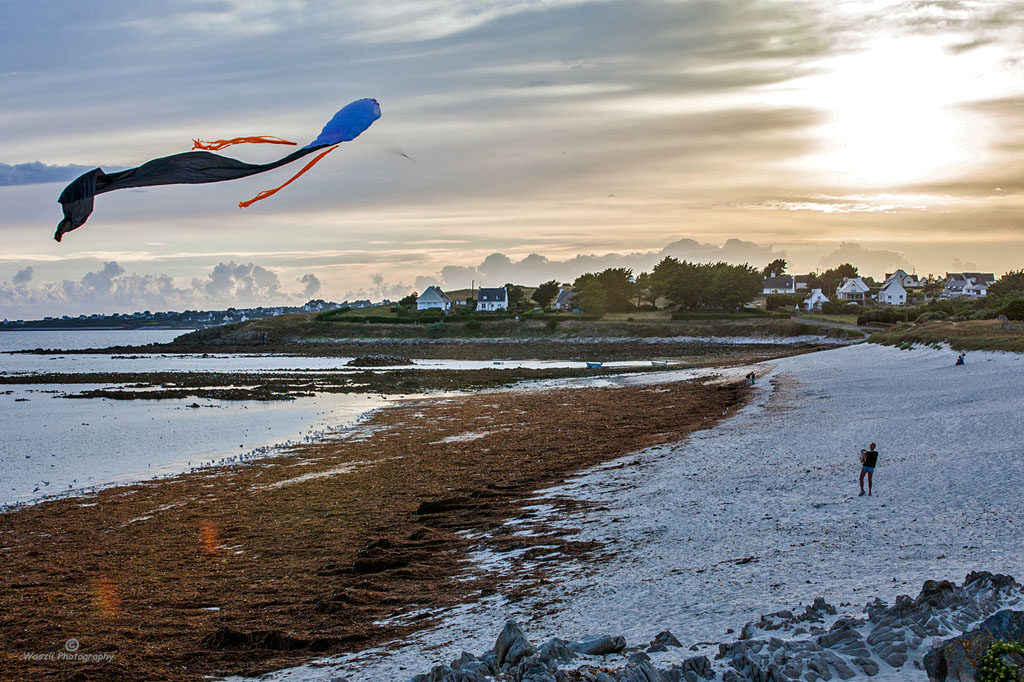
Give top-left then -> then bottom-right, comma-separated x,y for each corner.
566,259 -> 762,315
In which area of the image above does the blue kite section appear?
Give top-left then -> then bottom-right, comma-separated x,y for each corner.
306,98 -> 381,148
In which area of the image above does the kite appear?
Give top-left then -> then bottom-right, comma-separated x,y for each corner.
54,98 -> 381,242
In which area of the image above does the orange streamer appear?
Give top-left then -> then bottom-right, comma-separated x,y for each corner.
238,145 -> 338,208
191,135 -> 297,151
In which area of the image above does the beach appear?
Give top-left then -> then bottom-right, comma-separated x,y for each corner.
227,343 -> 1024,682
2,342 -> 1022,682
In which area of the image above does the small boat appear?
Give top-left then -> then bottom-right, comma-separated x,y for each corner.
650,360 -> 668,367
493,361 -> 503,365
586,361 -> 603,368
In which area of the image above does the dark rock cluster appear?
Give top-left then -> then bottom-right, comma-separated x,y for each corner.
345,354 -> 412,367
386,572 -> 1022,682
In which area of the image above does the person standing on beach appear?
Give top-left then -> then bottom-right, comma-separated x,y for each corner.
859,443 -> 878,496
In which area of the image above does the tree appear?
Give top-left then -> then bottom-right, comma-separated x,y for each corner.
651,257 -> 761,310
572,269 -> 636,313
810,263 -> 859,297
398,292 -> 418,306
532,280 -> 560,309
989,270 -> 1024,298
634,271 -> 656,308
922,274 -> 944,296
653,258 -> 708,310
574,279 -> 607,315
595,267 -> 635,312
503,283 -> 526,312
762,258 -> 788,278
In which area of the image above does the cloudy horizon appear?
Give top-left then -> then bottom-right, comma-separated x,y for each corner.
0,234 -> 992,319
2,0 -> 1022,318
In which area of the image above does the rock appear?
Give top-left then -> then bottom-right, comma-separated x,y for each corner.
570,634 -> 627,656
408,664 -> 453,682
648,631 -> 683,652
575,669 -> 617,682
345,354 -> 411,367
451,651 -> 476,669
494,620 -> 537,670
516,655 -> 558,682
617,660 -> 669,682
628,651 -> 651,666
678,655 -> 714,679
923,609 -> 1024,682
821,650 -> 856,679
851,656 -> 879,676
464,661 -> 493,681
479,651 -> 498,674
537,637 -> 576,664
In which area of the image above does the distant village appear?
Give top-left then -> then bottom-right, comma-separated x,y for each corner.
413,270 -> 999,315
0,264 -> 1011,330
0,299 -> 358,330
760,269 -> 997,310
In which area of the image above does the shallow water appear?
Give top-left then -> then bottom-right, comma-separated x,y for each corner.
0,353 -> 653,374
0,385 -> 390,508
0,328 -> 188,352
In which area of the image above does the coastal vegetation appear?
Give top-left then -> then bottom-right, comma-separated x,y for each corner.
869,319 -> 1024,353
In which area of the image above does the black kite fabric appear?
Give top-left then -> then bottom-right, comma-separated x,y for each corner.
54,146 -> 327,241
54,98 -> 381,242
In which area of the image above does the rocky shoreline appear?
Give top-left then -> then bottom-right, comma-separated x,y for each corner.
392,572 -> 1023,682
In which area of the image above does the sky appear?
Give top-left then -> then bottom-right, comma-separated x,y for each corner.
2,0 -> 1023,318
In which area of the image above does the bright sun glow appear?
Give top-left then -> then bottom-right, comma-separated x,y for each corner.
785,36 -> 997,187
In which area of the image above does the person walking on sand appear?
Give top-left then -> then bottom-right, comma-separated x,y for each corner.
859,443 -> 878,496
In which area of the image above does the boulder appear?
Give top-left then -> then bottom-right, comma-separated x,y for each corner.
515,655 -> 558,682
570,634 -> 627,656
923,609 -> 1024,682
648,631 -> 683,653
494,620 -> 537,670
537,638 -> 576,664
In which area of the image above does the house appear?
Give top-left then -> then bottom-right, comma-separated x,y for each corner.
762,273 -> 796,295
554,287 -> 576,311
794,275 -> 810,290
416,286 -> 452,312
803,288 -> 829,310
835,277 -> 870,302
883,269 -> 923,289
943,272 -> 995,298
877,278 -> 907,306
476,287 -> 508,311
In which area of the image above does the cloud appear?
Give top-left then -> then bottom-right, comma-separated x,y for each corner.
342,273 -> 416,302
0,260 -> 318,319
197,261 -> 282,301
818,242 -> 913,275
429,237 -> 787,289
0,162 -> 95,187
12,266 -> 33,286
414,274 -> 442,291
950,257 -> 978,273
297,273 -> 321,299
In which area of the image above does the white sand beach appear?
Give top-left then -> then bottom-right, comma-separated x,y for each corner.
229,343 -> 1024,681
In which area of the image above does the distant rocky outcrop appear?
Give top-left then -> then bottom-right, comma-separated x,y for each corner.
402,572 -> 1023,682
345,354 -> 412,367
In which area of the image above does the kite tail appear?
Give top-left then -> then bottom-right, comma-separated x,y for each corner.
238,145 -> 338,208
192,135 -> 297,151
